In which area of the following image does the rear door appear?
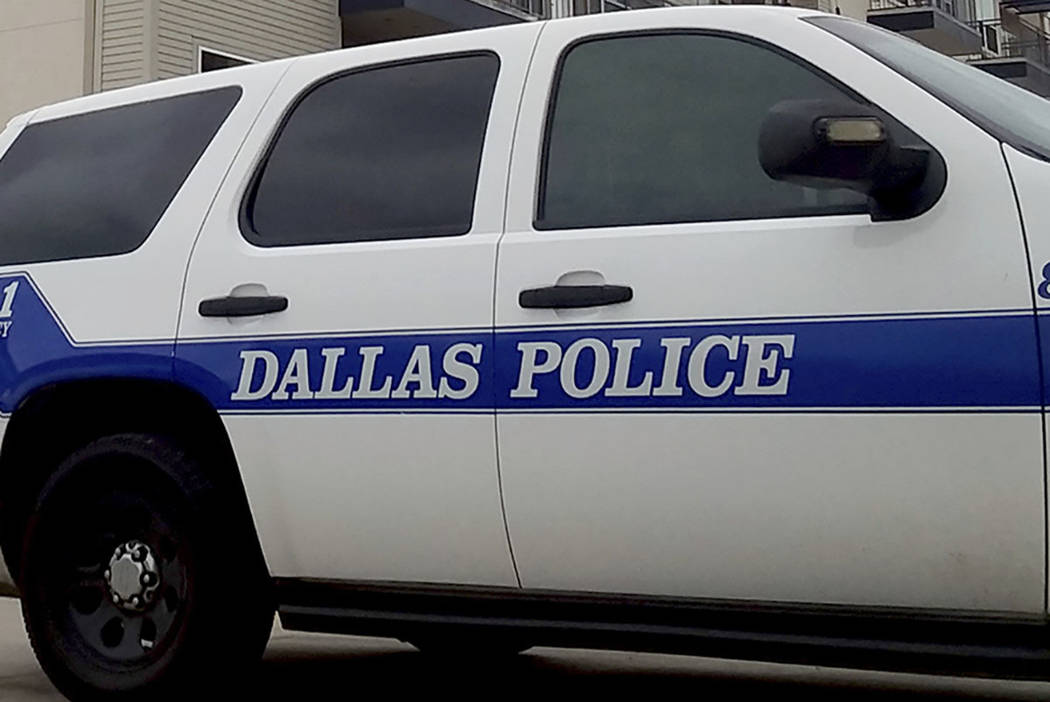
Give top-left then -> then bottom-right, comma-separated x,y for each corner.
176,28 -> 540,586
494,11 -> 1044,611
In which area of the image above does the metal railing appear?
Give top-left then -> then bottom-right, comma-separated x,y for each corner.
971,17 -> 1050,68
999,0 -> 1050,16
869,0 -> 978,23
568,0 -> 681,14
490,0 -> 552,17
492,0 -> 704,18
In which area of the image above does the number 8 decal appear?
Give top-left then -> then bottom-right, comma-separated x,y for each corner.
1039,263 -> 1050,301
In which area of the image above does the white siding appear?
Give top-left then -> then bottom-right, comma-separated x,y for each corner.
155,0 -> 339,79
98,0 -> 147,91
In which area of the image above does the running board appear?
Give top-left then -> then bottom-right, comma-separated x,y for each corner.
275,578 -> 1050,679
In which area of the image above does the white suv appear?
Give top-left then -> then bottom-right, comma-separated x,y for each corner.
2,7 -> 1050,698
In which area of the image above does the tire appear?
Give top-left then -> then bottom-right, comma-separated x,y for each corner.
19,433 -> 274,701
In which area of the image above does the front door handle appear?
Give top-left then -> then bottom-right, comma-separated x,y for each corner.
198,295 -> 288,318
519,284 -> 633,310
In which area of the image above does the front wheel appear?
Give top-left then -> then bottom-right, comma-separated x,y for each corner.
20,434 -> 273,700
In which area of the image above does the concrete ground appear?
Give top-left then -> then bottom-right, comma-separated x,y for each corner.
3,596 -> 1050,701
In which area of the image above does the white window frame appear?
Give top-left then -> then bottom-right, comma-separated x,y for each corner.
196,46 -> 257,73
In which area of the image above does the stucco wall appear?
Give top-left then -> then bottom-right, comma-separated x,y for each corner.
0,0 -> 91,125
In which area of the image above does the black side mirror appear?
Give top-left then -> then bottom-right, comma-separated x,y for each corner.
759,99 -> 944,220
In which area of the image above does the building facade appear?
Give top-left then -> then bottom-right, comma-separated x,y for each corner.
0,0 -> 862,125
868,0 -> 1050,96
0,1 -> 343,124
0,0 -> 1047,129
1,1 -> 95,125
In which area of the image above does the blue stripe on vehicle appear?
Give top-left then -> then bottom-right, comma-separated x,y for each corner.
0,273 -> 172,414
0,272 -> 1042,415
492,315 -> 1040,411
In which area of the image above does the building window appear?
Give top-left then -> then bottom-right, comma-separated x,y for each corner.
199,48 -> 254,73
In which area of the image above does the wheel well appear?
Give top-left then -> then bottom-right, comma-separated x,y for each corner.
0,379 -> 265,586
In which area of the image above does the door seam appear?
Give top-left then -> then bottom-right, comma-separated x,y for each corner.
1002,142 -> 1049,616
492,22 -> 550,589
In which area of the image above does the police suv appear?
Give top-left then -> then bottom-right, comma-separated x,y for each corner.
2,5 -> 1050,698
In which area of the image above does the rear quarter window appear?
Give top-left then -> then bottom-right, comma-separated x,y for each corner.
0,87 -> 241,265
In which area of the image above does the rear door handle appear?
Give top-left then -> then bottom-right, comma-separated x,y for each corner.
198,295 -> 288,318
519,284 -> 633,309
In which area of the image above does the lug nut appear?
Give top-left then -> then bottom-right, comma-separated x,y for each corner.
141,572 -> 155,586
113,594 -> 121,604
103,569 -> 111,581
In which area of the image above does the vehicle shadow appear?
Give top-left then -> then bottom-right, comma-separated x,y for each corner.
240,635 -> 1050,701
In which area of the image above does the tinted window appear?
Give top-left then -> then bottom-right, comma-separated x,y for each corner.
201,49 -> 251,72
809,17 -> 1050,162
0,87 -> 241,265
538,34 -> 869,230
245,54 -> 499,247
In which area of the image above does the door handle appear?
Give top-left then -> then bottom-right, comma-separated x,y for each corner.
198,295 -> 288,318
519,284 -> 633,310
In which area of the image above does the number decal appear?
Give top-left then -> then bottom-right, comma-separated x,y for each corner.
0,281 -> 18,319
1038,263 -> 1050,300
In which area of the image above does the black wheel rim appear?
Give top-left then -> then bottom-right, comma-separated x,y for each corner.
37,464 -> 192,668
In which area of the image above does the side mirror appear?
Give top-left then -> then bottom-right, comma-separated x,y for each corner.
759,100 -> 943,220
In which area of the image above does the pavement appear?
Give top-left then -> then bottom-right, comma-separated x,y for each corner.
3,596 -> 1050,701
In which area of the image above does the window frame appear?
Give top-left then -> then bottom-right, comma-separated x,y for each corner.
238,50 -> 502,249
533,29 -> 887,232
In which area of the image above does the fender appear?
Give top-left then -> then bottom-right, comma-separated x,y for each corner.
0,273 -> 173,415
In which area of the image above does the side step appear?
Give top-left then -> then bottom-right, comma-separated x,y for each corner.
276,579 -> 1050,680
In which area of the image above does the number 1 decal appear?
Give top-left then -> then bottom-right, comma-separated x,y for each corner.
0,281 -> 18,319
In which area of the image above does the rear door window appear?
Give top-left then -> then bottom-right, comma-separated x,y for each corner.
242,53 -> 500,247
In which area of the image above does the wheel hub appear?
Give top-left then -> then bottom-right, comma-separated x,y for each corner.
104,541 -> 160,612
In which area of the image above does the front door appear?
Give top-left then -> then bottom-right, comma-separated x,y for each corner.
494,13 -> 1044,611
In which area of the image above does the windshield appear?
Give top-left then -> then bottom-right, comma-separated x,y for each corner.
807,16 -> 1050,161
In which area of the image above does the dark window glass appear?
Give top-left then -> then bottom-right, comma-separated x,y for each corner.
200,50 -> 251,72
538,34 -> 870,230
245,54 -> 499,247
0,87 -> 241,265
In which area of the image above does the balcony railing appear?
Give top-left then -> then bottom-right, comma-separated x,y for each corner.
999,0 -> 1050,15
569,0 -> 681,13
972,18 -> 1050,68
515,0 -> 712,18
869,0 -> 978,23
491,0 -> 552,17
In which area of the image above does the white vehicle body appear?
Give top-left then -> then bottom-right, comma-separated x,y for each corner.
2,6 -> 1050,683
